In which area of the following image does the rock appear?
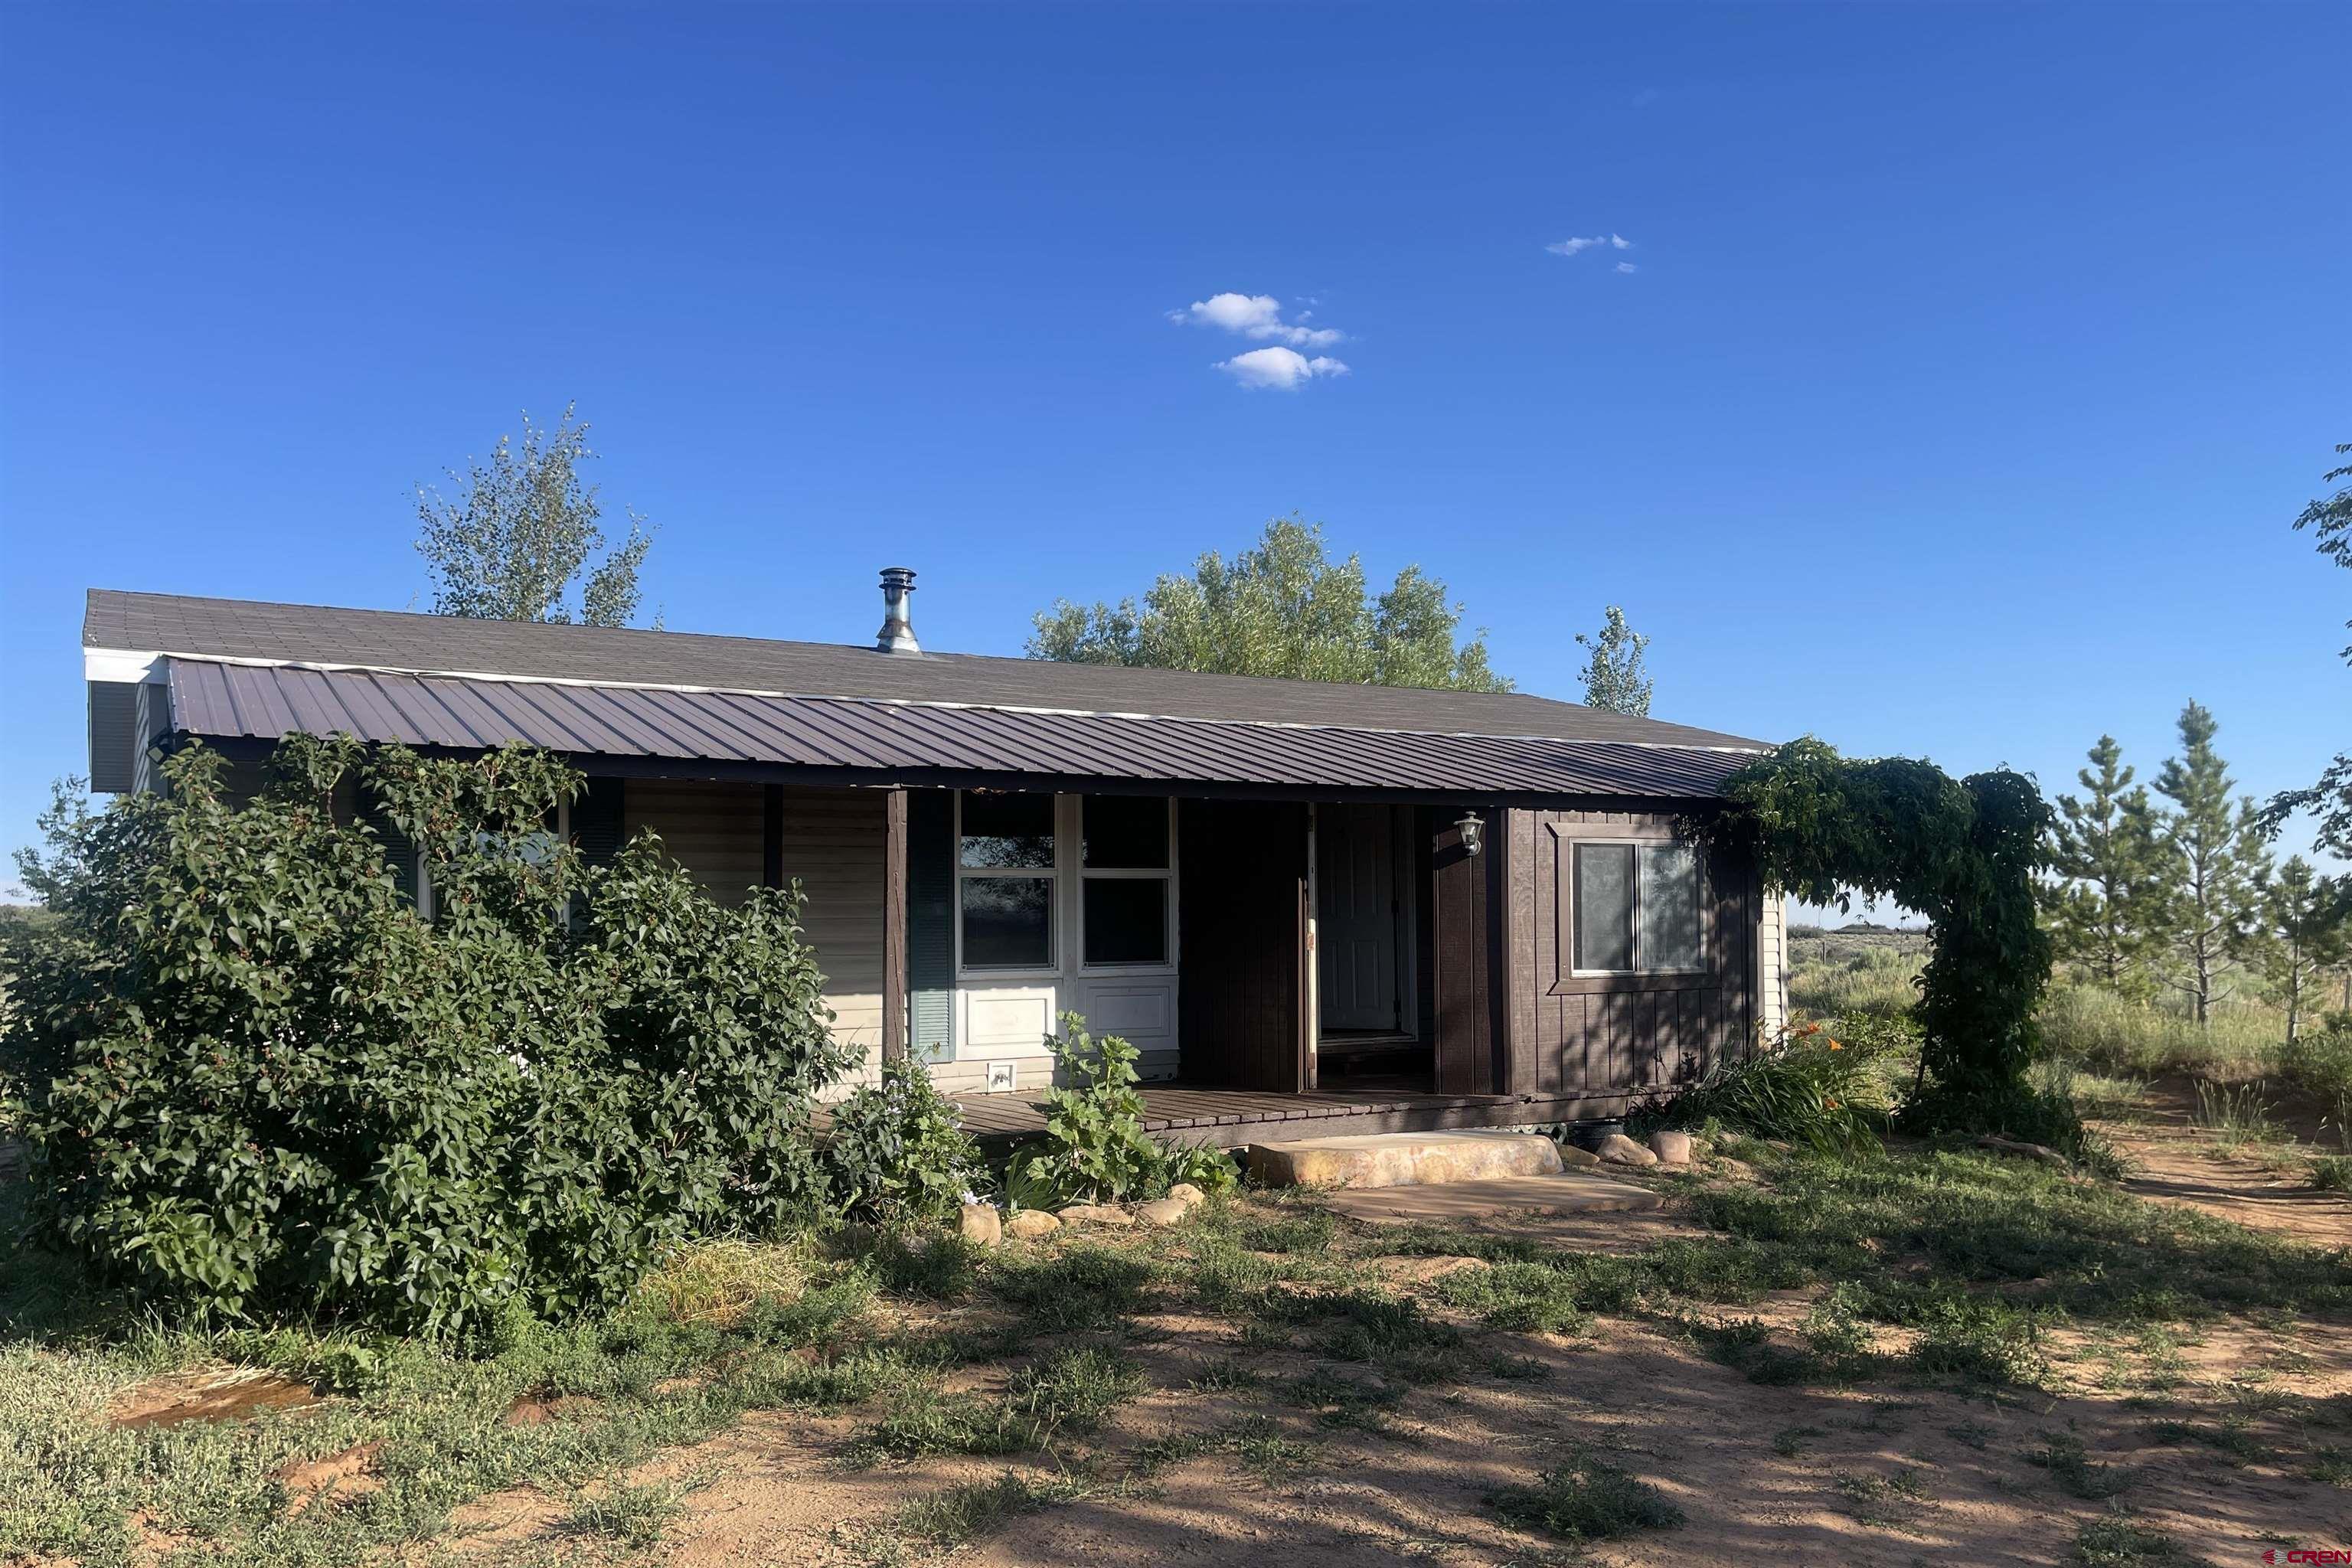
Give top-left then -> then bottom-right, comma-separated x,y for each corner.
273,1441 -> 384,1514
1005,1209 -> 1062,1240
1167,1182 -> 1208,1208
1975,1134 -> 2068,1166
1649,1130 -> 1694,1165
1247,1131 -> 1562,1190
1134,1197 -> 1189,1227
956,1204 -> 1003,1246
1713,1157 -> 1758,1183
1057,1203 -> 1134,1227
1597,1132 -> 1660,1167
1553,1142 -> 1602,1169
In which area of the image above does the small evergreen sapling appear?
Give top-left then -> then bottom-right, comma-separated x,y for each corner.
2042,734 -> 2168,998
2151,702 -> 2271,1027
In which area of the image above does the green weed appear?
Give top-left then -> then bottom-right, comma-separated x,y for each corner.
1485,1453 -> 1685,1541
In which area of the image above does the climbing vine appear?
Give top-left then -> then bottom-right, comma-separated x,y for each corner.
1700,738 -> 2056,1127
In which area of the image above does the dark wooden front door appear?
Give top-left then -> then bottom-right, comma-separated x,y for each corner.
1317,803 -> 1404,1034
1177,798 -> 1309,1092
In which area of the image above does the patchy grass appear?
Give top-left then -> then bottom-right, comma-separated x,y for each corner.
560,1475 -> 691,1547
2025,1431 -> 2133,1499
2069,1516 -> 2216,1567
1834,1465 -> 1931,1531
895,1468 -> 1092,1550
1485,1452 -> 1686,1541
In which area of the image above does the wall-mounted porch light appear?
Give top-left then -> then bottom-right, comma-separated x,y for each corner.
1454,810 -> 1485,858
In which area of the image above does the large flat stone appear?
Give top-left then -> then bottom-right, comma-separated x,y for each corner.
1245,1130 -> 1564,1190
1319,1172 -> 1664,1224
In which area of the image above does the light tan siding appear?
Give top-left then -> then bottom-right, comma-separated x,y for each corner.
1758,889 -> 1788,1039
623,780 -> 888,1067
626,781 -> 766,906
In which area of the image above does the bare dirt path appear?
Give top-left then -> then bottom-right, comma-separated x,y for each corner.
2101,1077 -> 2352,1246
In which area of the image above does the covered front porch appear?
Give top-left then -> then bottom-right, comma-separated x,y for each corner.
948,1082 -> 1640,1151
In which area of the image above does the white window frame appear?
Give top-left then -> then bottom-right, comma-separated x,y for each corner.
953,789 -> 1061,978
1568,838 -> 1707,978
1078,795 -> 1178,974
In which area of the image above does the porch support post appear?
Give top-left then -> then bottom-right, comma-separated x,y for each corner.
761,784 -> 784,889
882,786 -> 909,1063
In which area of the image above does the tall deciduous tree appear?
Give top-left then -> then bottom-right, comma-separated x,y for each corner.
2043,735 -> 2167,996
2252,857 -> 2350,1047
2265,440 -> 2352,858
1027,515 -> 1510,691
1574,606 -> 1654,717
416,403 -> 655,628
2151,701 -> 2271,1027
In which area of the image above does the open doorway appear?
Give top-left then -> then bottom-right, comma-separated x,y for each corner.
1315,802 -> 1430,1090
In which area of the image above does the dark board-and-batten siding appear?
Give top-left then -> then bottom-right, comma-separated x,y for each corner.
1497,807 -> 1759,1104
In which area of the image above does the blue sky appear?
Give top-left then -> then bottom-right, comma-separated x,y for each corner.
2,4 -> 2345,900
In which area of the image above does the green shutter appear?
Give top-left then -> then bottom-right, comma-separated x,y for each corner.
574,777 -> 626,866
906,789 -> 956,1065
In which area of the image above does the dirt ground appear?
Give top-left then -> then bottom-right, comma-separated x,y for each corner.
2109,1076 -> 2352,1246
417,1125 -> 2352,1568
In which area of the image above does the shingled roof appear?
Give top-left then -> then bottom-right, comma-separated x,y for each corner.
86,589 -> 1774,802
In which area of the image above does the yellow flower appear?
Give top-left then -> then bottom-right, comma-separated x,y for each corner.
1828,1040 -> 1843,1050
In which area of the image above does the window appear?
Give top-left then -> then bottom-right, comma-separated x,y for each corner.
1572,841 -> 1703,973
959,792 -> 1055,969
1081,795 -> 1171,966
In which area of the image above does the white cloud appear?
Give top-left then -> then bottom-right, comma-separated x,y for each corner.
1170,292 -> 1344,348
1615,261 -> 1638,273
1547,233 -> 1635,260
1214,346 -> 1351,390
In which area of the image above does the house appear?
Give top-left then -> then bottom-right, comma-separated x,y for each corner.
80,571 -> 1788,1142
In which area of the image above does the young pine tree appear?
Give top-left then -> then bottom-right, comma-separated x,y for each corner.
2254,858 -> 2350,1047
2151,701 -> 2272,1027
2043,734 -> 2167,997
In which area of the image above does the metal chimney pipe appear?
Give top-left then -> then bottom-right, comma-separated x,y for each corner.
875,567 -> 921,655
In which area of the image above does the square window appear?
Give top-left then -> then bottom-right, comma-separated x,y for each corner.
1084,877 -> 1167,965
960,792 -> 1054,868
1572,843 -> 1635,972
1082,795 -> 1168,869
960,877 -> 1053,968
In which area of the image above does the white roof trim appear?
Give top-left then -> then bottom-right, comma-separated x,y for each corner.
100,645 -> 1774,756
84,648 -> 168,684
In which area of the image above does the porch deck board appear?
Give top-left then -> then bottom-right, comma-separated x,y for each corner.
952,1083 -> 1530,1147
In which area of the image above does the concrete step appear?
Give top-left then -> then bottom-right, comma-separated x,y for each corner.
1244,1129 -> 1564,1190
1323,1172 -> 1664,1224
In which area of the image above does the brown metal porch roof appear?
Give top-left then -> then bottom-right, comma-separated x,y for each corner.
162,657 -> 1762,802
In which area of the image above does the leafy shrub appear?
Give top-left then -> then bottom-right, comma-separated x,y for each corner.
1004,1014 -> 1237,1207
1635,1017 -> 1897,1155
6,738 -> 853,1332
821,1060 -> 987,1223
2311,1156 -> 2352,1194
1709,740 -> 2053,1100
